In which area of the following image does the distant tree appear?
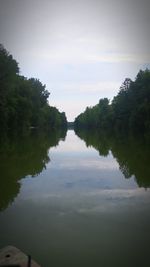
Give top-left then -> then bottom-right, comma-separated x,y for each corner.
74,98 -> 111,130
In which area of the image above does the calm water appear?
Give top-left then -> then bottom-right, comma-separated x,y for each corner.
0,130 -> 150,267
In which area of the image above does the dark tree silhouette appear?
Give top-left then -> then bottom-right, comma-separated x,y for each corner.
0,44 -> 67,135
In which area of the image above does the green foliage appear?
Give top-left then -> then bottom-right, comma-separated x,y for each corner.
75,97 -> 112,131
75,69 -> 150,136
0,44 -> 67,134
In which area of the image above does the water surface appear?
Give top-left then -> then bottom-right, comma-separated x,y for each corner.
0,130 -> 150,267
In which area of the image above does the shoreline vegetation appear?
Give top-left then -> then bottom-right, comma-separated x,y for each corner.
1,44 -> 150,139
0,44 -> 67,137
74,69 -> 150,139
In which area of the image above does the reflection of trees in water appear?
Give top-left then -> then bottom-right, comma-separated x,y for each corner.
0,129 -> 67,211
75,129 -> 150,188
111,137 -> 150,188
75,129 -> 110,157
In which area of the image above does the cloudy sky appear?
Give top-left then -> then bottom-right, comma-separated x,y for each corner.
0,0 -> 150,121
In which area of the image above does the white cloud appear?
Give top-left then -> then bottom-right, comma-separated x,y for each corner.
87,53 -> 150,64
22,42 -> 150,65
0,0 -> 149,120
62,81 -> 121,94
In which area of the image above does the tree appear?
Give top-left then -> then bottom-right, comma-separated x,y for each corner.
0,44 -> 67,135
75,69 -> 150,136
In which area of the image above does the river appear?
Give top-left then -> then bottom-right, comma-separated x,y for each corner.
0,130 -> 150,267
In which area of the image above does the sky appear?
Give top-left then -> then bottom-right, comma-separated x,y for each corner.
0,0 -> 150,121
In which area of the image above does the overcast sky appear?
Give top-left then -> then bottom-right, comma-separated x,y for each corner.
0,0 -> 150,121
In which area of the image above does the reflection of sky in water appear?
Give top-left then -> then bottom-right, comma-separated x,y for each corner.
48,151 -> 118,170
48,130 -> 119,170
1,131 -> 150,267
17,130 -> 150,215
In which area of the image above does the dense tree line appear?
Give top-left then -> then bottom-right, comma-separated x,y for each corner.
75,69 -> 150,136
0,44 -> 67,134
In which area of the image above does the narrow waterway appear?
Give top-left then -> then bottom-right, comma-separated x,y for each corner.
0,130 -> 150,267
